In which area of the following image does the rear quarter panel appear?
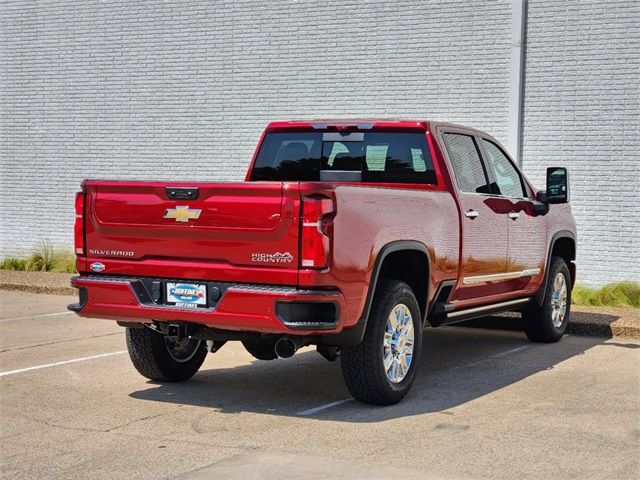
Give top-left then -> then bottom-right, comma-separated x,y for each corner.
299,185 -> 460,328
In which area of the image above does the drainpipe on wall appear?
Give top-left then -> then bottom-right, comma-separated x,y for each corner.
508,0 -> 527,167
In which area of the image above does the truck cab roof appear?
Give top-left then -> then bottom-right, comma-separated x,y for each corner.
265,119 -> 488,136
265,119 -> 430,131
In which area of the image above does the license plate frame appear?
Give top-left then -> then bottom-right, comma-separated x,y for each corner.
165,282 -> 207,308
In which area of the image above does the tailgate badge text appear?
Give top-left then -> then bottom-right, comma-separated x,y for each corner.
89,249 -> 134,257
252,252 -> 294,263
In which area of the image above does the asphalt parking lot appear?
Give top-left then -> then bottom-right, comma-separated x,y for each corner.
1,291 -> 638,479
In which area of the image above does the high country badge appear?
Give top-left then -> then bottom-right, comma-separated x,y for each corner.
251,252 -> 294,263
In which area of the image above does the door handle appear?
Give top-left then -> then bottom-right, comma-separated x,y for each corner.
464,209 -> 479,219
508,212 -> 520,220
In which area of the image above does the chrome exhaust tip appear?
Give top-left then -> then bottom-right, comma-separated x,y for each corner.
274,337 -> 298,359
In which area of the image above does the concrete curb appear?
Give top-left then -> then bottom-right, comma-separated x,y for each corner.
462,309 -> 640,340
567,306 -> 640,340
0,282 -> 76,296
1,270 -> 638,340
0,271 -> 75,297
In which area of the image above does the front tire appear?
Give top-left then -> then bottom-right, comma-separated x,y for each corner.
523,256 -> 571,343
341,280 -> 423,405
126,326 -> 207,382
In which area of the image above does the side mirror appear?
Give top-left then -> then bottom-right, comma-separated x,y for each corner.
532,191 -> 549,215
546,167 -> 569,204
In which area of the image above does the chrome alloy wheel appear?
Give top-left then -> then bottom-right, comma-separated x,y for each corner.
550,272 -> 568,328
164,337 -> 202,363
383,303 -> 415,383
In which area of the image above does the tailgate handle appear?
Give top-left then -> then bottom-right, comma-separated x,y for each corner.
165,187 -> 199,200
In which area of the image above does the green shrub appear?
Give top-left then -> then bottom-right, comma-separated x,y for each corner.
50,250 -> 77,273
1,243 -> 76,273
573,282 -> 639,308
25,242 -> 55,271
0,257 -> 27,270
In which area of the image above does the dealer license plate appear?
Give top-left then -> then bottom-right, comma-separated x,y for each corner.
166,282 -> 207,308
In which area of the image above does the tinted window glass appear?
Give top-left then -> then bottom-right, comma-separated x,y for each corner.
250,132 -> 323,181
362,133 -> 434,184
323,140 -> 363,171
481,139 -> 526,198
443,133 -> 490,194
250,131 -> 436,184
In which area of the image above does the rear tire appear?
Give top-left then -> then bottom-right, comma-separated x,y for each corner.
523,256 -> 571,343
341,280 -> 422,405
126,326 -> 207,382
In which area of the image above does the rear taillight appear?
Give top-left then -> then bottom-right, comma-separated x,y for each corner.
300,197 -> 334,269
74,192 -> 85,256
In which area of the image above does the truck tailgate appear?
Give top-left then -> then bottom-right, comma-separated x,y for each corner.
82,180 -> 300,282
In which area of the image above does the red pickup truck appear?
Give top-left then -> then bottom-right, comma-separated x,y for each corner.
69,119 -> 576,405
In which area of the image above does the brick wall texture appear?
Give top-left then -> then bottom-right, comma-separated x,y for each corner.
0,0 -> 638,286
522,0 -> 639,286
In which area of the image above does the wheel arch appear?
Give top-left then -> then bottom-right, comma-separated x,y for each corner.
534,231 -> 576,307
323,240 -> 431,346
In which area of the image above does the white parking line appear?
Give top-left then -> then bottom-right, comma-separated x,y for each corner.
450,335 -> 572,370
487,344 -> 531,358
449,344 -> 533,370
0,311 -> 74,323
0,351 -> 127,378
296,398 -> 354,416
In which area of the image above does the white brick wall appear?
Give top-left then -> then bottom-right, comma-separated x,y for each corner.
0,0 -> 511,256
521,0 -> 640,286
1,0 -> 637,286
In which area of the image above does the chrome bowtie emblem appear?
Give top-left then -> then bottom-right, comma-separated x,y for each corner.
90,262 -> 105,273
163,206 -> 202,223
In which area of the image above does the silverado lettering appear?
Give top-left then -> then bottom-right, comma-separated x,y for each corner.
69,119 -> 577,405
88,249 -> 135,257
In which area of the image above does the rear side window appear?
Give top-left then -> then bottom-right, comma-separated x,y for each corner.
250,131 -> 436,184
250,132 -> 322,182
442,133 -> 491,194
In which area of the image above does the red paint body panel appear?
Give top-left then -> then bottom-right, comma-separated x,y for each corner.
72,119 -> 576,338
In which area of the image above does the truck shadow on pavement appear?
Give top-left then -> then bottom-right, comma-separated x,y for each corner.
129,321 -> 613,423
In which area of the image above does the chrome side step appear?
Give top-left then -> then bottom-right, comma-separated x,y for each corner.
429,297 -> 532,327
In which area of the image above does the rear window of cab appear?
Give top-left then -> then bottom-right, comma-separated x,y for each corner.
249,131 -> 437,184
